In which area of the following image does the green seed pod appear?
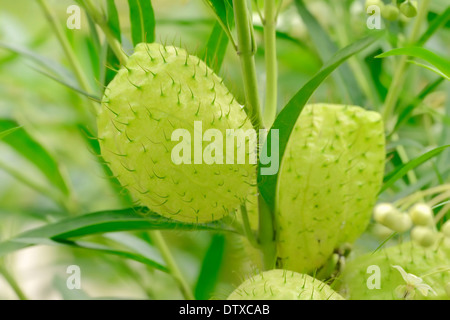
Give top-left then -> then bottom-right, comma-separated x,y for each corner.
409,203 -> 433,226
339,241 -> 450,299
277,104 -> 385,273
382,4 -> 400,21
400,0 -> 418,18
227,269 -> 344,300
382,212 -> 413,233
411,226 -> 437,248
98,43 -> 255,223
442,220 -> 450,237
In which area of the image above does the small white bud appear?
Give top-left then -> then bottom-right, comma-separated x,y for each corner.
409,203 -> 433,226
373,203 -> 396,224
411,226 -> 437,248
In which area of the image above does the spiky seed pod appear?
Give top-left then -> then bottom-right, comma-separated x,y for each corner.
382,4 -> 400,21
276,104 -> 385,273
400,0 -> 418,18
339,241 -> 450,300
98,43 -> 256,223
442,221 -> 450,238
227,269 -> 344,300
409,203 -> 434,226
411,226 -> 437,248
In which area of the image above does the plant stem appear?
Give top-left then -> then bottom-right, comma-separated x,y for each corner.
434,203 -> 450,224
382,0 -> 432,125
233,0 -> 264,129
82,0 -> 128,66
258,194 -> 276,270
0,265 -> 27,300
37,0 -> 98,116
262,0 -> 278,127
381,0 -> 431,193
240,204 -> 259,248
149,231 -> 194,300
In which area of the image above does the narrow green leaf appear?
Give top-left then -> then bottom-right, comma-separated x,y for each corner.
128,0 -> 156,46
0,126 -> 21,140
417,7 -> 450,46
0,42 -> 73,81
0,207 -> 235,258
0,119 -> 70,196
294,0 -> 365,106
380,145 -> 450,194
376,47 -> 450,80
392,77 -> 445,134
258,32 -> 384,210
104,0 -> 122,86
31,66 -> 100,101
203,0 -> 235,47
194,234 -> 226,300
203,22 -> 229,73
12,237 -> 168,272
407,60 -> 450,80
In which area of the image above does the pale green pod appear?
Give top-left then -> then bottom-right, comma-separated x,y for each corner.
227,269 -> 344,300
276,104 -> 385,273
98,43 -> 256,223
339,241 -> 450,300
400,0 -> 418,18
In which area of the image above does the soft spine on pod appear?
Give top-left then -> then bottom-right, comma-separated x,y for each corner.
97,43 -> 256,223
227,269 -> 344,300
276,104 -> 385,273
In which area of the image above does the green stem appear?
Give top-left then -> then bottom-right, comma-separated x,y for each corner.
0,265 -> 27,300
82,0 -> 128,66
381,0 -> 431,192
331,0 -> 379,107
233,0 -> 264,129
262,0 -> 278,127
382,0 -> 432,125
149,231 -> 194,300
37,0 -> 98,116
392,132 -> 418,186
240,204 -> 259,248
258,194 -> 276,270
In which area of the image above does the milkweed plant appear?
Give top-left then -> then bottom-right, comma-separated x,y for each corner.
0,0 -> 449,300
